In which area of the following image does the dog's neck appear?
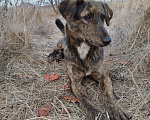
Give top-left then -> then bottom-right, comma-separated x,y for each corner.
65,25 -> 90,59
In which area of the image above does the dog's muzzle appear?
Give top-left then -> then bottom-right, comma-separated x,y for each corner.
102,37 -> 111,46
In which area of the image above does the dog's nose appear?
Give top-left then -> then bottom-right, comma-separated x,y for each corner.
102,37 -> 111,46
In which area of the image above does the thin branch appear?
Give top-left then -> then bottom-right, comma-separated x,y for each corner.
28,0 -> 42,35
0,98 -> 48,109
7,104 -> 24,120
55,96 -> 72,119
24,60 -> 42,78
128,69 -> 150,113
129,24 -> 142,50
132,50 -> 150,73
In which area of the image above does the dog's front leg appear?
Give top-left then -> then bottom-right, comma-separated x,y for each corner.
95,71 -> 131,120
67,65 -> 105,120
101,76 -> 130,120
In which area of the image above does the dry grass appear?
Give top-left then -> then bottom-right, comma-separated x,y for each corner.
0,0 -> 150,120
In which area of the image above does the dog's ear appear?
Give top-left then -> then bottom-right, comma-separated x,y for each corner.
58,0 -> 71,20
102,3 -> 113,26
58,0 -> 85,21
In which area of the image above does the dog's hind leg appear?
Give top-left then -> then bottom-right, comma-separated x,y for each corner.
47,38 -> 64,63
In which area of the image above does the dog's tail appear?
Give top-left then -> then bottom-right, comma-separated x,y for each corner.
55,18 -> 65,35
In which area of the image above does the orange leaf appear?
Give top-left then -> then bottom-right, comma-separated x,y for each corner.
39,102 -> 52,117
44,74 -> 50,81
60,108 -> 71,114
49,73 -> 59,81
62,96 -> 78,103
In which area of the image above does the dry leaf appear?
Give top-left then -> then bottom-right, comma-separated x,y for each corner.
49,73 -> 59,81
62,96 -> 78,103
44,74 -> 50,81
39,102 -> 52,117
44,74 -> 59,81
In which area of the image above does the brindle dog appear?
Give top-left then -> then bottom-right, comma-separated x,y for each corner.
48,0 -> 131,120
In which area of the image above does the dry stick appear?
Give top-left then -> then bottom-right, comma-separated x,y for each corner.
132,94 -> 150,115
25,103 -> 36,117
7,56 -> 16,68
55,96 -> 72,120
106,111 -> 110,120
0,98 -> 45,109
7,104 -> 24,120
49,0 -> 58,13
132,50 -> 150,73
26,117 -> 48,120
28,1 -> 42,35
25,116 -> 70,120
15,33 -> 25,42
140,25 -> 147,44
148,29 -> 150,43
5,17 -> 26,43
24,60 -> 42,78
51,102 -> 61,118
128,69 -> 150,113
129,24 -> 142,50
22,3 -> 27,45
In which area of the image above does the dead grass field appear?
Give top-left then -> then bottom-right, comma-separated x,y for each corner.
0,0 -> 150,120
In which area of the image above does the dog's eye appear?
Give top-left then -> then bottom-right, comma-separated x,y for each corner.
84,13 -> 93,22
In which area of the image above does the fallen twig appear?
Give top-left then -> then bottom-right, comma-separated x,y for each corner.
55,96 -> 72,119
0,98 -> 48,109
132,50 -> 150,73
128,69 -> 150,113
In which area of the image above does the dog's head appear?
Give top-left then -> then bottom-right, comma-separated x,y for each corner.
58,0 -> 113,47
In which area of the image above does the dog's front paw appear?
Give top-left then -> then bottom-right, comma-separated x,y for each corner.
106,105 -> 131,120
47,49 -> 64,63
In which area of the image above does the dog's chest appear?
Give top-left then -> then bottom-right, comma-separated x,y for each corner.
77,42 -> 90,59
